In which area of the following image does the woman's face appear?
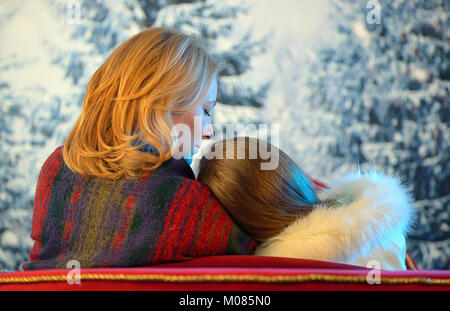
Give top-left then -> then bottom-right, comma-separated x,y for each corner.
172,76 -> 217,161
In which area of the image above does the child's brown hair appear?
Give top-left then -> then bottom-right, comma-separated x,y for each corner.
197,136 -> 323,242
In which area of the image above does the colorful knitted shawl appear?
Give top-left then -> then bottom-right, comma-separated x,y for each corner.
22,146 -> 257,270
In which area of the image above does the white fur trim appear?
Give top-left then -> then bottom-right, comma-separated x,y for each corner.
254,168 -> 416,270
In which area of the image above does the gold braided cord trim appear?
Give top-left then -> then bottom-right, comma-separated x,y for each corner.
0,273 -> 449,286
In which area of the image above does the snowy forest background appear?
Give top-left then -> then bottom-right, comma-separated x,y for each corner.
0,0 -> 448,271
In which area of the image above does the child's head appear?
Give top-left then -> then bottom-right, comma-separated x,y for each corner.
197,136 -> 320,242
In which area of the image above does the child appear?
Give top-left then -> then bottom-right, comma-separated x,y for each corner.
196,136 -> 415,270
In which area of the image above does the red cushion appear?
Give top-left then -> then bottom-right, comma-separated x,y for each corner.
1,255 -> 449,291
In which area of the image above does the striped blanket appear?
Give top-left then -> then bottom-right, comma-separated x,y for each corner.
22,146 -> 256,270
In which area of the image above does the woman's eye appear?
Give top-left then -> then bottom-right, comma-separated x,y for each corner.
204,109 -> 211,117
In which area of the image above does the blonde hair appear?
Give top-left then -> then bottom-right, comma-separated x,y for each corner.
197,137 -> 322,242
63,27 -> 218,180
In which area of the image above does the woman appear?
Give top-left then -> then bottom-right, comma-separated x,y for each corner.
22,27 -> 256,270
196,137 -> 415,270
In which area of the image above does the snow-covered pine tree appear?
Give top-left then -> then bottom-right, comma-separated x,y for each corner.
302,0 -> 449,269
0,86 -> 29,270
0,0 -> 78,270
148,0 -> 270,135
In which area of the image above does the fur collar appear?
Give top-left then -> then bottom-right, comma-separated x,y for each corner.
254,169 -> 416,270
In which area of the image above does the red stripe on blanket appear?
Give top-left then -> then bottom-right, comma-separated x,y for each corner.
191,190 -> 222,256
153,180 -> 191,262
29,146 -> 64,262
112,195 -> 136,249
175,185 -> 210,259
164,182 -> 201,260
